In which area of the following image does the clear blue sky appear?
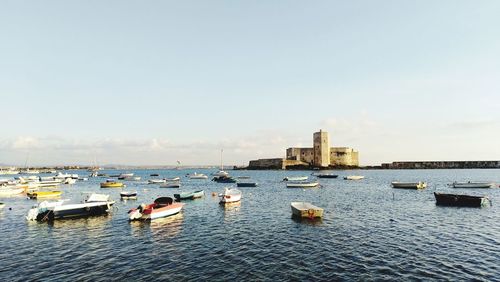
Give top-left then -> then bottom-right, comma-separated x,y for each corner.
1,1 -> 499,166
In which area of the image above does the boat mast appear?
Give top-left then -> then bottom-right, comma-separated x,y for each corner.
220,149 -> 223,170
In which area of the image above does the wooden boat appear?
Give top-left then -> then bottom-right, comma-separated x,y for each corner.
159,182 -> 181,188
237,182 -> 258,187
174,190 -> 204,200
286,182 -> 320,188
120,191 -> 137,199
452,182 -> 495,188
212,176 -> 237,183
0,187 -> 24,196
391,181 -> 427,189
27,190 -> 62,199
344,175 -> 365,180
26,193 -> 115,221
434,192 -> 490,207
291,202 -> 323,219
283,176 -> 308,181
100,180 -> 125,188
128,197 -> 184,221
189,172 -> 208,179
219,188 -> 242,204
315,174 -> 338,179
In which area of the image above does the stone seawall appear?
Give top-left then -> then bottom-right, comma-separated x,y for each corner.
381,161 -> 500,169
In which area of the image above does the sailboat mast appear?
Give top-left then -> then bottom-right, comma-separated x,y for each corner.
220,149 -> 223,170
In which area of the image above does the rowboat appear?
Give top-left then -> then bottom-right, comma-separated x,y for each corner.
174,190 -> 204,200
237,182 -> 258,187
212,176 -> 237,183
219,188 -> 242,204
315,174 -> 338,179
391,182 -> 427,189
434,192 -> 490,207
0,188 -> 24,196
128,197 -> 184,221
452,182 -> 496,188
344,175 -> 365,180
189,172 -> 208,179
26,193 -> 115,221
286,182 -> 319,188
283,176 -> 308,181
120,191 -> 137,199
159,182 -> 181,188
100,180 -> 125,188
27,190 -> 62,199
291,202 -> 323,219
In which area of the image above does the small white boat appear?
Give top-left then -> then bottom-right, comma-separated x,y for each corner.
0,187 -> 24,196
189,173 -> 208,179
64,178 -> 77,185
391,182 -> 427,189
291,202 -> 324,219
123,176 -> 141,181
118,173 -> 134,179
165,177 -> 180,181
54,172 -> 78,180
219,188 -> 242,204
283,176 -> 308,181
213,170 -> 229,177
286,182 -> 320,188
344,175 -> 365,180
0,170 -> 19,175
148,179 -> 166,184
128,197 -> 184,221
0,202 -> 4,209
452,182 -> 496,188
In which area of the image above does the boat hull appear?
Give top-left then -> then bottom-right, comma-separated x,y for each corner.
452,182 -> 495,188
27,191 -> 62,199
434,192 -> 489,207
391,182 -> 427,189
286,182 -> 319,188
291,202 -> 324,218
237,182 -> 258,187
130,203 -> 184,220
316,175 -> 338,179
35,203 -> 114,221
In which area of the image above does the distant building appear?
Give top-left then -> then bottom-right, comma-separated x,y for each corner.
248,130 -> 359,169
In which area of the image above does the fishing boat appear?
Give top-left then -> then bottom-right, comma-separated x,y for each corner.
237,182 -> 258,187
26,193 -> 115,221
219,188 -> 242,204
174,190 -> 204,200
128,197 -> 184,221
291,202 -> 324,219
315,174 -> 338,179
100,180 -> 125,188
212,176 -> 237,183
434,192 -> 490,207
159,182 -> 181,188
452,182 -> 496,188
148,179 -> 166,184
344,175 -> 365,180
283,176 -> 308,181
27,190 -> 62,199
391,182 -> 427,189
0,187 -> 24,196
189,172 -> 208,179
286,182 -> 320,188
120,191 -> 137,200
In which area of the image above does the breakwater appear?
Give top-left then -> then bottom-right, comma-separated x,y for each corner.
381,161 -> 500,169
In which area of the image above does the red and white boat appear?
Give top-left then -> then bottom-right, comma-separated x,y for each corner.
128,197 -> 184,221
219,188 -> 242,204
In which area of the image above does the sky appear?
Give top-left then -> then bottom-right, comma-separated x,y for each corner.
1,0 -> 500,166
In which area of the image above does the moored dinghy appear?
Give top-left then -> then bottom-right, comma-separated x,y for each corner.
283,176 -> 308,181
291,202 -> 324,219
128,197 -> 184,221
174,190 -> 204,200
120,191 -> 137,200
237,182 -> 258,187
100,179 -> 125,188
344,175 -> 364,180
315,174 -> 338,179
452,182 -> 496,188
286,181 -> 319,188
0,187 -> 25,196
160,181 -> 181,188
391,182 -> 427,189
27,190 -> 62,199
434,192 -> 490,207
219,188 -> 242,204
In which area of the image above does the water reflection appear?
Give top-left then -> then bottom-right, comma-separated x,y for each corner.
291,215 -> 323,226
129,213 -> 184,239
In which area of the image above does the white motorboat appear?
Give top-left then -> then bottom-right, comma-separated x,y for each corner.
128,197 -> 184,221
219,188 -> 242,204
291,202 -> 324,218
391,182 -> 427,189
26,193 -> 115,221
0,170 -> 19,175
189,172 -> 208,179
0,187 -> 24,196
64,178 -> 77,185
286,182 -> 320,188
118,173 -> 134,179
165,177 -> 180,181
344,175 -> 365,180
148,179 -> 166,184
452,182 -> 496,188
283,176 -> 308,181
54,172 -> 78,180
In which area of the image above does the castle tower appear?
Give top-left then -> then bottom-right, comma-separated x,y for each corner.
313,129 -> 330,167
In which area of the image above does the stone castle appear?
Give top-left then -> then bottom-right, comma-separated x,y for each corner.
248,130 -> 359,169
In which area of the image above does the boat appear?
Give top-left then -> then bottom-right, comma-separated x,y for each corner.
291,202 -> 324,219
0,187 -> 24,196
150,173 -> 159,177
0,203 -> 4,209
148,179 -> 166,184
26,193 -> 115,221
64,178 -> 76,185
159,182 -> 181,188
213,149 -> 229,178
283,176 -> 309,181
165,177 -> 180,181
344,175 -> 365,180
174,190 -> 204,200
189,172 -> 208,179
120,191 -> 137,200
286,182 -> 320,188
219,188 -> 242,204
27,190 -> 62,199
315,174 -> 338,179
100,180 -> 125,188
391,182 -> 427,189
123,176 -> 141,181
118,173 -> 134,179
237,182 -> 258,187
0,169 -> 19,175
212,176 -> 237,183
54,172 -> 78,180
452,182 -> 496,188
434,192 -> 490,207
128,197 -> 184,221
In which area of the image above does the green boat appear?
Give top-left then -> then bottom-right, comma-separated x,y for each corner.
174,190 -> 204,200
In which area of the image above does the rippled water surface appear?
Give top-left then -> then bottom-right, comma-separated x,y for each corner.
1,169 -> 499,281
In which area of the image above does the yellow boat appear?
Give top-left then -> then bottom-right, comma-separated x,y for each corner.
27,190 -> 62,199
100,181 -> 125,188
